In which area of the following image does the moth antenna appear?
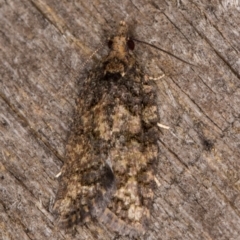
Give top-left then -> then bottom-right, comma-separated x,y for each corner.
57,44 -> 104,97
132,38 -> 196,67
81,43 -> 105,68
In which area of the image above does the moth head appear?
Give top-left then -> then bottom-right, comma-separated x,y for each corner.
103,21 -> 136,79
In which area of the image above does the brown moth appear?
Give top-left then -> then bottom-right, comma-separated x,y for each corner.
54,21 -> 160,237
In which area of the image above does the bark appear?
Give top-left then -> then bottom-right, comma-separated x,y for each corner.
0,0 -> 240,239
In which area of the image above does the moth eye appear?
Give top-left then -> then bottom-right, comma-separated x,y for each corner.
127,39 -> 135,50
108,40 -> 113,49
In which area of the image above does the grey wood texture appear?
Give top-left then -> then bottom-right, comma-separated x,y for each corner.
0,0 -> 240,239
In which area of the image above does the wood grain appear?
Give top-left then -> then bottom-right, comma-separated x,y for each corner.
0,0 -> 240,239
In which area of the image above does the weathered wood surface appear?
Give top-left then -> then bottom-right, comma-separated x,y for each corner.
0,0 -> 240,239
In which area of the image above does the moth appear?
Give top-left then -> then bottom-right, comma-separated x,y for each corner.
54,21 -> 161,237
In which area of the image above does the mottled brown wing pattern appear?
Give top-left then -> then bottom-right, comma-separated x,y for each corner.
54,21 -> 160,237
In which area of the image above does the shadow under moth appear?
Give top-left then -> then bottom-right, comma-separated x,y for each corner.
54,21 -> 161,238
